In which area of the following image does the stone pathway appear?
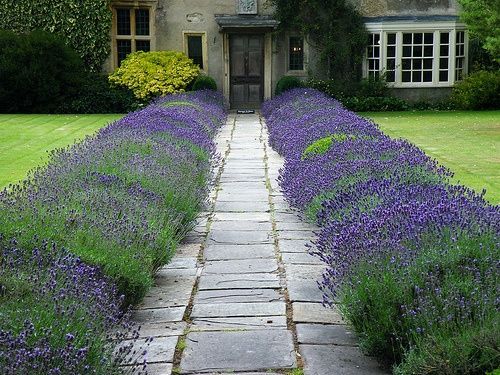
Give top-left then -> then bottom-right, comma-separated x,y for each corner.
124,113 -> 386,374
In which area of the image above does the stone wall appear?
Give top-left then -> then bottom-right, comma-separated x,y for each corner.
353,0 -> 460,17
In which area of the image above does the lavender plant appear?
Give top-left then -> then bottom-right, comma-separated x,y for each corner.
0,90 -> 225,373
263,88 -> 500,373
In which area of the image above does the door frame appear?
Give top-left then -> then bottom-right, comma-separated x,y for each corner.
223,31 -> 272,108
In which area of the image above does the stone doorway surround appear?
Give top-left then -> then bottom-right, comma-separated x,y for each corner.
215,15 -> 277,108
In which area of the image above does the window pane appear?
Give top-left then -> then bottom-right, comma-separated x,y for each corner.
439,58 -> 448,69
387,58 -> 396,70
135,9 -> 150,36
386,71 -> 395,82
413,59 -> 422,69
424,46 -> 434,57
117,40 -> 131,65
403,46 -> 411,57
188,35 -> 203,69
413,46 -> 422,57
439,70 -> 448,82
424,33 -> 433,44
388,33 -> 396,45
412,71 -> 422,82
136,40 -> 150,52
387,46 -> 395,58
423,59 -> 433,69
374,34 -> 380,45
414,33 -> 423,44
440,32 -> 449,44
402,59 -> 411,70
423,71 -> 432,82
403,33 -> 412,44
402,71 -> 411,82
289,36 -> 304,70
439,45 -> 448,57
374,46 -> 380,58
117,9 -> 131,35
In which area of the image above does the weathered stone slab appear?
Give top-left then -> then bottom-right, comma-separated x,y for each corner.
176,243 -> 202,258
300,344 -> 386,374
292,302 -> 343,324
213,212 -> 270,221
220,175 -> 266,183
281,252 -> 323,265
191,316 -> 287,331
214,201 -> 270,212
286,279 -> 324,303
132,306 -> 186,323
217,192 -> 269,202
203,259 -> 278,274
285,265 -> 324,280
208,230 -> 272,244
191,302 -> 286,318
210,220 -> 272,232
204,244 -> 275,260
219,182 -> 266,190
143,363 -> 173,375
181,330 -> 296,373
275,221 -> 317,231
279,239 -> 312,253
165,257 -> 197,269
118,336 -> 178,365
138,291 -> 191,309
277,230 -> 315,240
156,267 -> 198,279
198,273 -> 280,290
130,321 -> 186,339
146,277 -> 196,295
194,289 -> 282,304
296,324 -> 358,346
274,212 -> 303,223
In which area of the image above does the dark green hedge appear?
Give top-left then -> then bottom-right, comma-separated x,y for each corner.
0,0 -> 111,72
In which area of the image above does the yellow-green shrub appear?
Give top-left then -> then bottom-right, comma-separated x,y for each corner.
109,51 -> 199,100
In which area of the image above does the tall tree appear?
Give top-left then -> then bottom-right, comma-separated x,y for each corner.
269,0 -> 368,82
458,0 -> 500,61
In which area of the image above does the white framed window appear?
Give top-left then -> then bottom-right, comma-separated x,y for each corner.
286,35 -> 308,74
183,31 -> 208,72
364,21 -> 467,88
112,3 -> 155,67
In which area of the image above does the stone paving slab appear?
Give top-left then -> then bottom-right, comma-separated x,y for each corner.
191,316 -> 287,331
198,273 -> 281,290
300,344 -> 386,375
285,264 -> 324,280
286,279 -> 324,303
139,291 -> 192,309
194,289 -> 282,304
292,302 -> 343,324
214,201 -> 270,212
203,259 -> 278,274
277,230 -> 315,240
132,306 -> 186,323
210,220 -> 272,232
296,323 -> 358,346
191,302 -> 286,318
181,330 -> 296,373
118,336 -> 178,365
213,212 -> 270,221
204,244 -> 275,260
207,230 -> 272,244
281,252 -> 323,265
128,321 -> 187,339
279,239 -> 313,253
217,192 -> 270,202
143,363 -> 173,375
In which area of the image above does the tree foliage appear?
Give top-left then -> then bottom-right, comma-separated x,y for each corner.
269,0 -> 368,82
458,0 -> 500,61
0,0 -> 112,72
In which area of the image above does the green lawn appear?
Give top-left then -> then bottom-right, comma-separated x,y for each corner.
363,110 -> 500,205
0,114 -> 123,188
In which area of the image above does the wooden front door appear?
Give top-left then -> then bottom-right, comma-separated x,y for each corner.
229,34 -> 264,109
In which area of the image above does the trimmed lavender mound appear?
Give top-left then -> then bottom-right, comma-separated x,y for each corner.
0,90 -> 225,374
263,88 -> 499,374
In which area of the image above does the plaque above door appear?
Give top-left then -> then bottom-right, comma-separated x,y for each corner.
237,0 -> 257,14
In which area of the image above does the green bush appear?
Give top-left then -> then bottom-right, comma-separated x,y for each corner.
451,70 -> 500,109
0,0 -> 111,72
0,30 -> 86,113
275,75 -> 304,95
58,73 -> 141,114
343,96 -> 409,112
109,51 -> 200,100
302,133 -> 356,159
192,74 -> 217,91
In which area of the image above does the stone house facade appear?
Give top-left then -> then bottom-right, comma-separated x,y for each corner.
104,0 -> 467,107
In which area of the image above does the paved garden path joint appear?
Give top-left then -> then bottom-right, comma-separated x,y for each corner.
125,113 -> 386,374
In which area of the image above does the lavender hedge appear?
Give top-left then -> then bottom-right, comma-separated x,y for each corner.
0,91 -> 225,373
263,89 -> 499,373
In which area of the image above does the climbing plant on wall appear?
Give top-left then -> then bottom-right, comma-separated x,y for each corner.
270,0 -> 368,82
0,0 -> 112,72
